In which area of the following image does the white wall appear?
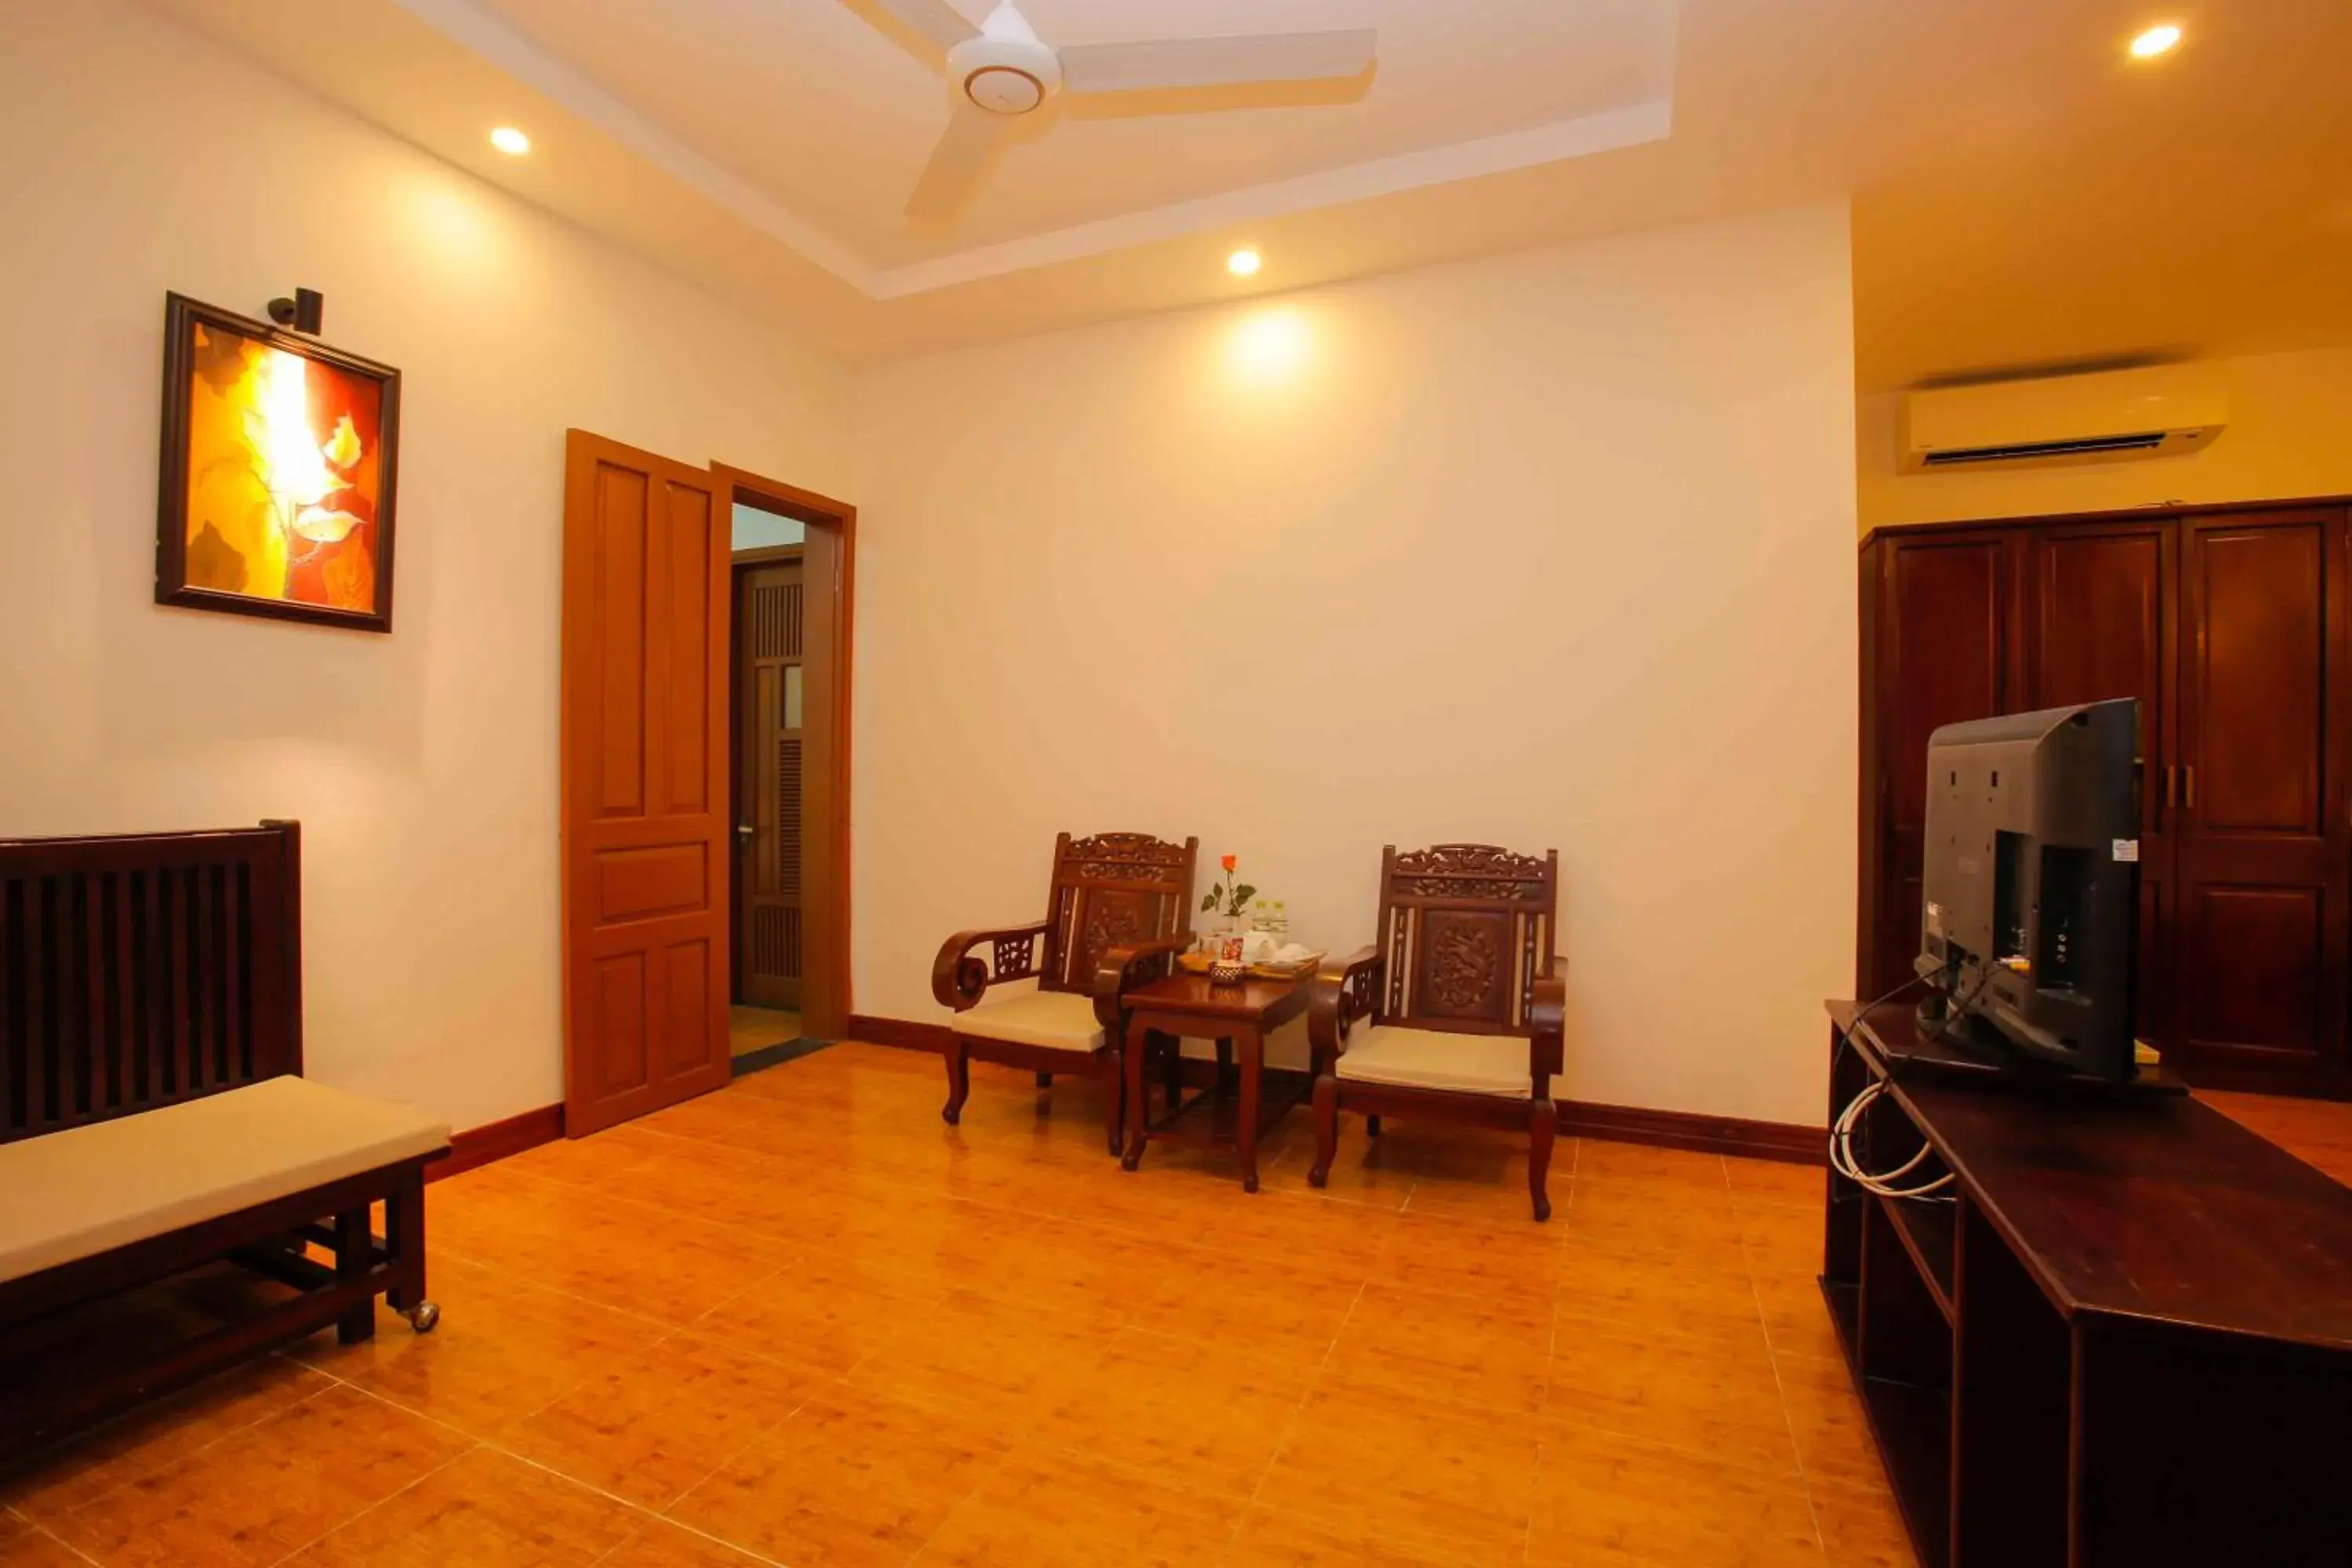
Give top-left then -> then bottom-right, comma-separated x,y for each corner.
1860,345 -> 2352,533
852,204 -> 1859,1127
0,0 -> 848,1133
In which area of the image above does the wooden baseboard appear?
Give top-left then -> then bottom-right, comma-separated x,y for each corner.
1555,1098 -> 1823,1167
844,1012 -> 1824,1165
433,1102 -> 564,1182
848,1013 -> 951,1052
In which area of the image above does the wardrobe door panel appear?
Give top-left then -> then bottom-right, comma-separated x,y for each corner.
1870,532 -> 2021,995
2025,522 -> 2176,1053
2174,508 -> 2349,1092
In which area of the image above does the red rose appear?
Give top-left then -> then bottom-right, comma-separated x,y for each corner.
1220,854 -> 1237,873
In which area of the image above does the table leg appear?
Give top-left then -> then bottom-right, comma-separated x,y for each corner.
1239,1025 -> 1263,1193
1122,1019 -> 1150,1171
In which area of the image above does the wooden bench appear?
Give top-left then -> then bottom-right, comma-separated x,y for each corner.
0,822 -> 448,1463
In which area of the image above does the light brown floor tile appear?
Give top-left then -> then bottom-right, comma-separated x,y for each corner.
1572,1144 -> 1728,1190
1220,1505 -> 1466,1566
913,1446 -> 1236,1567
1555,1241 -> 1768,1342
46,1385 -> 473,1568
1726,1157 -> 1828,1212
0,1512 -> 92,1568
499,1332 -> 829,1510
1027,1329 -> 1305,1501
841,1290 -> 1118,1428
1772,1355 -> 1889,1494
1323,1280 -> 1552,1419
1529,1422 -> 1824,1565
1255,1374 -> 1541,1562
285,1445 -> 642,1565
1545,1320 -> 1801,1477
0,1357 -> 332,1522
1374,1210 -> 1564,1301
1808,1481 -> 1921,1568
665,1386 -> 1011,1568
292,1261 -> 656,1439
599,1518 -> 777,1567
1123,1248 -> 1359,1363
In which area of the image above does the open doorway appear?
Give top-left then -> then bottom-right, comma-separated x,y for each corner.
716,464 -> 853,1065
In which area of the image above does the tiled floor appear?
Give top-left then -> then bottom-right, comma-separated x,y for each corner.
728,1007 -> 802,1060
5,1045 -> 2347,1568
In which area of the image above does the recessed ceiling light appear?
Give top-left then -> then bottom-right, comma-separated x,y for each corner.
1228,248 -> 1262,278
2129,24 -> 2183,59
489,126 -> 532,155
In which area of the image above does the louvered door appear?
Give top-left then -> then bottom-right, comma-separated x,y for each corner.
735,559 -> 804,1008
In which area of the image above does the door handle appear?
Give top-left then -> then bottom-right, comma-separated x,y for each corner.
735,824 -> 755,838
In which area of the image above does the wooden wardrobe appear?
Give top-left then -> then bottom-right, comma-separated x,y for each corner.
1857,499 -> 2352,1098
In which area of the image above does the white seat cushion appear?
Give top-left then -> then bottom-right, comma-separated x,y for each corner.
1336,1023 -> 1534,1099
0,1076 -> 451,1286
954,988 -> 1105,1054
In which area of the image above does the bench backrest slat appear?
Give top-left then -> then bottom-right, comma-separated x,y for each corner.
0,823 -> 301,1144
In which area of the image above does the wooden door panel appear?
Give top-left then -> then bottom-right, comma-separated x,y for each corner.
2174,508 -> 2348,1091
2025,521 -> 2175,1050
2194,528 -> 2324,836
1871,533 -> 2018,994
2183,886 -> 2324,1058
734,560 -> 804,1010
564,432 -> 731,1135
1886,539 -> 2010,832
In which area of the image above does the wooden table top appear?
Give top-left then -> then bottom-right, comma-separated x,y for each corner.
1831,1000 -> 2352,1348
1123,971 -> 1309,1024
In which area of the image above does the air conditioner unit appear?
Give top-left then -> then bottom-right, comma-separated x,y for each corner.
1900,365 -> 2230,471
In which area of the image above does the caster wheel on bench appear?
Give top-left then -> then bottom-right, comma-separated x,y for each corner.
405,1301 -> 441,1334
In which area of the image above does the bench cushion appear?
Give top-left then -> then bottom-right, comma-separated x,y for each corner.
0,1077 -> 450,1286
953,988 -> 1105,1054
1336,1024 -> 1536,1099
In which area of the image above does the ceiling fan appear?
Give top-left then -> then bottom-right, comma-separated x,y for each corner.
858,0 -> 1378,220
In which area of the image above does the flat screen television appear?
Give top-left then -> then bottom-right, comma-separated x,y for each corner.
1912,698 -> 2140,1080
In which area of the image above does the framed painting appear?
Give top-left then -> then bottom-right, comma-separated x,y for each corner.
155,292 -> 401,632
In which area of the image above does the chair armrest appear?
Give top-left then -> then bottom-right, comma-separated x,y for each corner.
930,920 -> 1051,1012
1308,945 -> 1384,1073
1090,935 -> 1193,1031
1528,963 -> 1566,1083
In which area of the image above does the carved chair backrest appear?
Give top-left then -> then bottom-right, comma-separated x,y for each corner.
1037,832 -> 1199,993
1374,844 -> 1558,1036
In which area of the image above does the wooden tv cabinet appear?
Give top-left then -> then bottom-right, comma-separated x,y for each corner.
1821,1001 -> 2352,1568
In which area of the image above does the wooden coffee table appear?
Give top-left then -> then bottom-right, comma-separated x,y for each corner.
1119,971 -> 1313,1192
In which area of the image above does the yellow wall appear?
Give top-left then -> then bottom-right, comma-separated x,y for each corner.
851,203 -> 1860,1128
1860,346 -> 2352,533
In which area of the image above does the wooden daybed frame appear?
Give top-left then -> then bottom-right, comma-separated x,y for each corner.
0,822 -> 445,1463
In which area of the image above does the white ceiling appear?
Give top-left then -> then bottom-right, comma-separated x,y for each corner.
466,0 -> 1679,275
147,0 -> 2352,384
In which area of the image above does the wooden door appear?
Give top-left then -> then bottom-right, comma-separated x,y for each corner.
2173,507 -> 2350,1093
2023,520 -> 2176,1050
1867,531 -> 2024,994
733,558 -> 804,1010
561,431 -> 731,1135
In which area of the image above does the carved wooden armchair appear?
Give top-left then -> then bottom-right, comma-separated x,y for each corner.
932,831 -> 1199,1152
1308,844 -> 1566,1220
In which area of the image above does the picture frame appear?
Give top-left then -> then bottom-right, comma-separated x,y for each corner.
154,292 -> 401,633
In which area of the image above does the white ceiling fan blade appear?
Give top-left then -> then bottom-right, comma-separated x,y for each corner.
1058,29 -> 1377,95
905,108 -> 1003,220
864,0 -> 981,53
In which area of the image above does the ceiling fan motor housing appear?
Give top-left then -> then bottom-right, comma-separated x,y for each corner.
949,10 -> 1060,114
